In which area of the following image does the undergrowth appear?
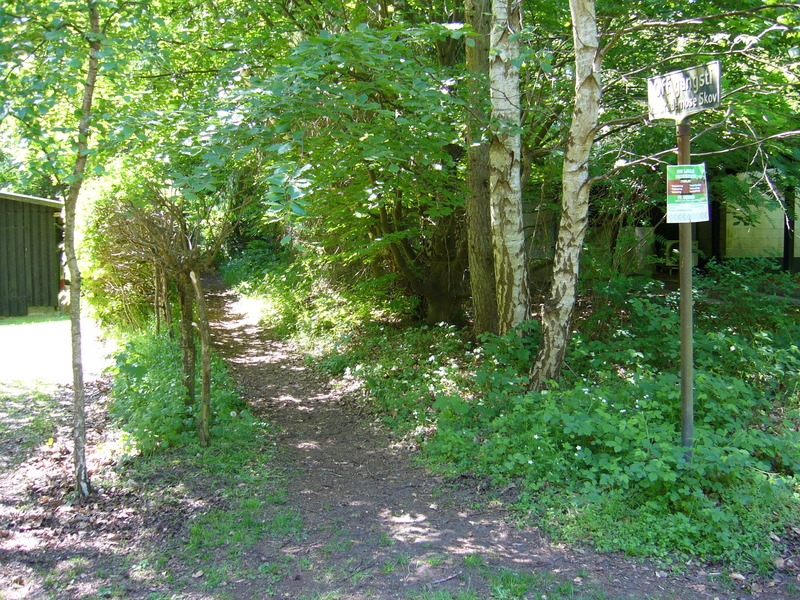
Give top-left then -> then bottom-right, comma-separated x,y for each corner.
219,240 -> 417,353
109,332 -> 253,454
225,248 -> 800,573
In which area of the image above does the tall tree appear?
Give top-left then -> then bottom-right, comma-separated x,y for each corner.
529,0 -> 600,388
64,0 -> 101,497
489,0 -> 529,335
465,0 -> 499,336
1,0 -> 105,496
1,0 -> 158,494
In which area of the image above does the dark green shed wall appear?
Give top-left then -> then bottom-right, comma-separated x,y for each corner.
0,197 -> 61,316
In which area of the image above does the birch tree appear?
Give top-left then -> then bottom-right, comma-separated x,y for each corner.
489,0 -> 529,335
529,0 -> 600,388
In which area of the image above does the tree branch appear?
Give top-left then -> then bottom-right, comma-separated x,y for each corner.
599,4 -> 800,58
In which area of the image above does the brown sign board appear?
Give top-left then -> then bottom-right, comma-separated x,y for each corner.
647,61 -> 721,122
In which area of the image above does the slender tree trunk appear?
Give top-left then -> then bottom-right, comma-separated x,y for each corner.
189,269 -> 211,447
529,0 -> 601,388
154,263 -> 163,334
176,272 -> 196,407
62,0 -> 101,499
489,0 -> 529,335
466,0 -> 499,336
783,185 -> 796,272
162,271 -> 173,335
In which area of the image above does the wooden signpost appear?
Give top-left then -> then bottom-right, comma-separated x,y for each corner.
647,61 -> 721,457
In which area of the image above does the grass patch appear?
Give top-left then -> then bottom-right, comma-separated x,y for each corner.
0,312 -> 69,327
0,381 -> 61,465
117,427 -> 298,591
411,564 -> 618,600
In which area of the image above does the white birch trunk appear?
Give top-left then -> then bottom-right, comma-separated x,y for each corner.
530,0 -> 601,388
489,0 -> 529,335
189,270 -> 212,447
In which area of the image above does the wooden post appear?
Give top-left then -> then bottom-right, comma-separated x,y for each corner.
676,120 -> 694,458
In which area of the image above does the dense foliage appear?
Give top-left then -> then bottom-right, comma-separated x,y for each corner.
5,0 -> 797,331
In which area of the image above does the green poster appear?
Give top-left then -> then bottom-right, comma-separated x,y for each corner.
667,163 -> 709,223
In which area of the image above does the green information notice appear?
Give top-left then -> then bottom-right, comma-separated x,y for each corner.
667,163 -> 709,223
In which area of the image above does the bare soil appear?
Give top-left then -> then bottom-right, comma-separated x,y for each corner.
1,280 -> 797,599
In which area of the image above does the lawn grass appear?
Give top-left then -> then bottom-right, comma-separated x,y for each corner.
0,311 -> 69,327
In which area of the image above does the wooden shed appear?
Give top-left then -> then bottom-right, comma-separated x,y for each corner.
0,191 -> 63,317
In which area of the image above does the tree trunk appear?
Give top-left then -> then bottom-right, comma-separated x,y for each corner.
63,0 -> 101,499
189,269 -> 212,447
154,262 -> 171,334
465,0 -> 499,336
176,272 -> 196,407
489,0 -> 529,335
529,0 -> 601,388
379,202 -> 467,326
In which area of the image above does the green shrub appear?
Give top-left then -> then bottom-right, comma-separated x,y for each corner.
695,257 -> 800,333
110,333 -> 252,454
420,271 -> 800,568
429,365 -> 799,565
221,245 -> 417,353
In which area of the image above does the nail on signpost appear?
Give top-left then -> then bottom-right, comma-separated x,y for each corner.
647,61 -> 720,459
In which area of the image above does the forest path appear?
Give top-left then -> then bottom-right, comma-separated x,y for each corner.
203,278 -> 723,600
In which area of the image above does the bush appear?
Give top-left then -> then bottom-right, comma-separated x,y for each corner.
221,245 -> 417,353
429,366 -> 799,565
83,190 -> 156,332
695,257 -> 800,333
110,333 -> 252,454
219,239 -> 283,291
